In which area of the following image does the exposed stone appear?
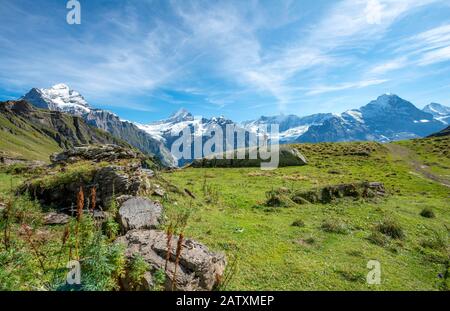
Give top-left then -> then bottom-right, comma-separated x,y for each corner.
19,163 -> 152,212
291,182 -> 386,204
118,197 -> 162,232
140,168 -> 155,178
50,144 -> 141,164
116,195 -> 134,206
152,184 -> 166,197
189,145 -> 307,168
116,229 -> 227,291
43,212 -> 70,225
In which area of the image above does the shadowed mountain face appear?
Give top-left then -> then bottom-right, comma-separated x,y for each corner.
428,125 -> 450,137
21,84 -> 175,166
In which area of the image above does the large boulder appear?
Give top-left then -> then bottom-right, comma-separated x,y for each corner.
189,145 -> 307,168
116,230 -> 227,291
118,197 -> 163,232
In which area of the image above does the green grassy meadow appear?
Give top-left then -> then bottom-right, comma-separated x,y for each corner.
0,139 -> 448,290
161,141 -> 450,290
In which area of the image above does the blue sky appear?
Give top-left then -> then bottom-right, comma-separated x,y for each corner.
1,0 -> 450,123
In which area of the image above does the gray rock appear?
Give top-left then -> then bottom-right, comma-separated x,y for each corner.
291,181 -> 386,204
43,212 -> 70,225
140,168 -> 155,178
116,229 -> 226,291
118,197 -> 163,232
152,184 -> 166,197
50,145 -> 140,164
116,195 -> 134,206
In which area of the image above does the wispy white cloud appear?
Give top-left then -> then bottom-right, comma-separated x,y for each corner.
306,79 -> 389,95
368,23 -> 450,76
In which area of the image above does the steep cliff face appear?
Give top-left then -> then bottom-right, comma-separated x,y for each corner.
84,109 -> 174,166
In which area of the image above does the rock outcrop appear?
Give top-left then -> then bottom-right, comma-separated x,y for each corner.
50,145 -> 141,164
291,182 -> 386,204
116,229 -> 227,291
43,212 -> 70,225
18,146 -> 156,211
118,197 -> 163,232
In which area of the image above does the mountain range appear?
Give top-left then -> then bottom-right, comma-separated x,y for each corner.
13,84 -> 450,165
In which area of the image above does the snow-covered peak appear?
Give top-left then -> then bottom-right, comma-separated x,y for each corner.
163,108 -> 194,123
22,84 -> 90,115
423,103 -> 450,117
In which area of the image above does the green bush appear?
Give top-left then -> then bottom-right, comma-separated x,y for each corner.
321,219 -> 348,234
128,254 -> 150,290
375,218 -> 404,239
367,231 -> 389,247
291,219 -> 305,227
420,208 -> 435,219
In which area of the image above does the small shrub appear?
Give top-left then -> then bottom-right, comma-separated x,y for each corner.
420,208 -> 435,219
367,231 -> 389,247
337,270 -> 364,282
420,229 -> 447,251
265,189 -> 294,207
375,218 -> 404,239
291,219 -> 305,227
128,254 -> 150,290
321,219 -> 348,234
304,236 -> 316,245
152,268 -> 166,291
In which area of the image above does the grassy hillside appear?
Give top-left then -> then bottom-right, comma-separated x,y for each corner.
161,141 -> 449,290
0,100 -> 130,162
0,112 -> 62,161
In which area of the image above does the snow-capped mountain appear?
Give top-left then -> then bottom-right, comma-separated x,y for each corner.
423,103 -> 450,124
138,109 -> 248,165
297,94 -> 445,143
20,84 -> 175,166
22,83 -> 90,116
242,113 -> 333,143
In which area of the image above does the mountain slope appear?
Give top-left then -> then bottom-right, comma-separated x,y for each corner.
22,84 -> 175,166
0,100 -> 128,161
428,125 -> 450,137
